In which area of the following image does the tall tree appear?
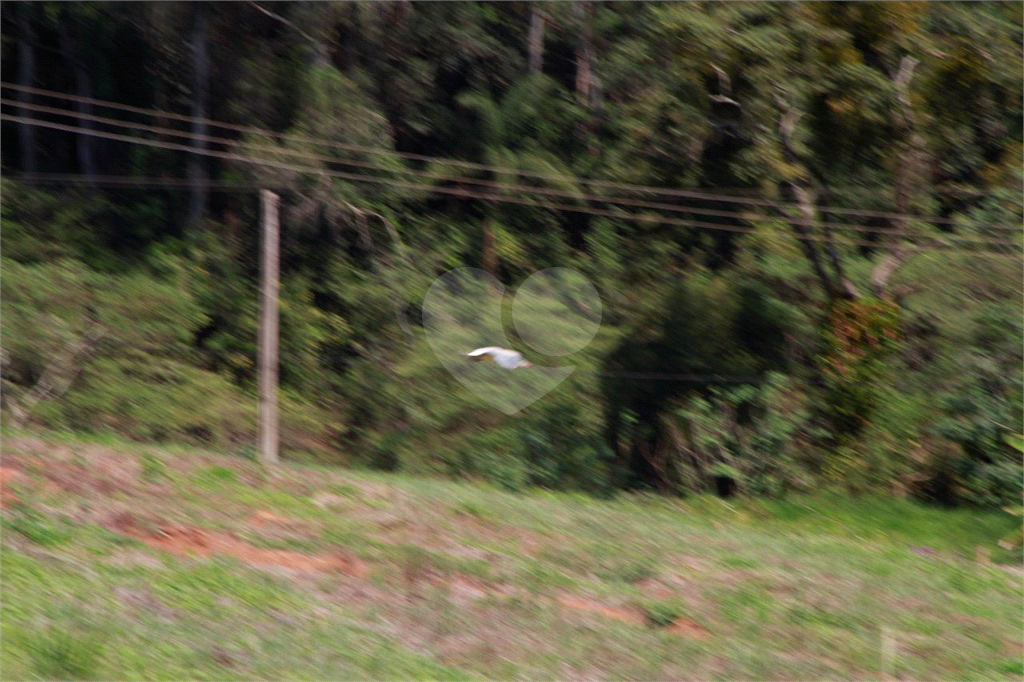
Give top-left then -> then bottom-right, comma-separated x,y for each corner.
55,6 -> 99,184
15,2 -> 37,175
573,1 -> 595,105
528,2 -> 546,74
187,2 -> 210,232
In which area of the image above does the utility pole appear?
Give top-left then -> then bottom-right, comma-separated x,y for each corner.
259,190 -> 280,465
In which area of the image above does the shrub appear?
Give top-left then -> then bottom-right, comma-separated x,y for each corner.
929,352 -> 1023,507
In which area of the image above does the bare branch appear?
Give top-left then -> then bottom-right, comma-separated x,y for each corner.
894,56 -> 920,92
247,2 -> 317,44
773,88 -> 807,166
708,94 -> 741,108
773,91 -> 858,299
778,106 -> 804,153
344,202 -> 406,258
872,54 -> 924,299
871,244 -> 916,297
785,187 -> 847,300
344,201 -> 414,340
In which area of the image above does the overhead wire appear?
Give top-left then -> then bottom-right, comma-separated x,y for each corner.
4,81 -> 1021,231
3,112 -> 1020,256
7,175 -> 287,190
2,102 -> 1018,383
3,96 -> 1020,246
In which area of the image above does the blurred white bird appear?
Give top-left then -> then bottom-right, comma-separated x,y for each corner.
461,346 -> 533,369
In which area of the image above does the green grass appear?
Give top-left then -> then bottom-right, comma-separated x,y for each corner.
1,430 -> 1021,681
640,598 -> 689,627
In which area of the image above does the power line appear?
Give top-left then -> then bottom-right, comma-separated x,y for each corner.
3,112 -> 1020,256
8,97 -> 1014,243
2,112 -> 1015,254
4,81 -> 1020,231
8,174 -> 284,190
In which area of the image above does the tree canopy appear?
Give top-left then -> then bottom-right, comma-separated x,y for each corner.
2,1 -> 1021,506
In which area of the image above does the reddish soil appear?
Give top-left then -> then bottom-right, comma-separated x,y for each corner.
0,466 -> 24,508
105,512 -> 369,579
668,617 -> 709,639
249,511 -> 287,525
554,595 -> 647,625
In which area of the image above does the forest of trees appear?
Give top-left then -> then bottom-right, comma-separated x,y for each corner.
2,1 -> 1021,508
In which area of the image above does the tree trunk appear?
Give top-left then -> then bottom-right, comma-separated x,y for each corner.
188,2 -> 210,232
573,1 -> 593,102
73,67 -> 98,182
785,183 -> 842,300
301,1 -> 331,67
774,94 -> 858,301
482,217 -> 498,280
16,3 -> 37,175
528,3 -> 545,75
871,57 -> 923,298
792,184 -> 859,299
57,22 -> 98,184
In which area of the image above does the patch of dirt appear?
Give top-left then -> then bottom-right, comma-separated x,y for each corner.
0,466 -> 26,508
636,576 -> 682,600
104,513 -> 369,579
667,617 -> 709,639
554,595 -> 647,625
247,510 -> 308,530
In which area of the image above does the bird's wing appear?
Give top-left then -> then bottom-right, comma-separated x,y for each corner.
466,346 -> 502,358
492,349 -> 524,369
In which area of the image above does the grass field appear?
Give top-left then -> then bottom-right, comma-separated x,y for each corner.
1,430 -> 1021,681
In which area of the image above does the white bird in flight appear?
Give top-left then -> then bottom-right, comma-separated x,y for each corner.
461,346 -> 533,369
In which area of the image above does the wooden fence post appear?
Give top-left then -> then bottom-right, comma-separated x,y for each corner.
259,189 -> 280,464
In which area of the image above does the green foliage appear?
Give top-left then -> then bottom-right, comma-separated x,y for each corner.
818,298 -> 903,437
930,352 -> 1023,508
42,356 -> 255,446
